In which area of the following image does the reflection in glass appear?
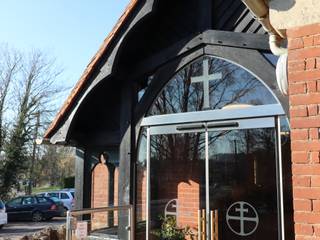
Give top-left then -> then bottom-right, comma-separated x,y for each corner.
208,128 -> 278,239
149,132 -> 205,239
148,56 -> 277,116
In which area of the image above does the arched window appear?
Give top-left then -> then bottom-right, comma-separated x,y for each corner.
148,56 -> 278,116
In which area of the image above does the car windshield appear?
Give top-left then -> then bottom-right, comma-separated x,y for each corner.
71,192 -> 75,198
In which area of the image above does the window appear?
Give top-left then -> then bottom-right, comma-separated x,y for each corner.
48,192 -> 59,198
37,197 -> 48,203
70,192 -> 75,198
22,197 -> 36,205
60,192 -> 69,199
7,198 -> 22,207
148,56 -> 277,116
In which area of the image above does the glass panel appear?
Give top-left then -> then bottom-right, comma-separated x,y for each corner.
61,193 -> 69,199
37,197 -> 49,203
208,128 -> 278,239
48,192 -> 59,198
150,132 -> 206,240
22,197 -> 36,205
7,197 -> 22,207
148,56 -> 277,116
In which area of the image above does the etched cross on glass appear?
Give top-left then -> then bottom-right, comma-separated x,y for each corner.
191,59 -> 222,109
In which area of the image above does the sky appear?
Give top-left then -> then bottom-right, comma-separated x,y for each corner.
0,0 -> 130,101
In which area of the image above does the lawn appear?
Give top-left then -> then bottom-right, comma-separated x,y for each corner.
32,186 -> 61,194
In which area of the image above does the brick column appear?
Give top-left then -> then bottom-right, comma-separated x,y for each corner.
288,23 -> 320,239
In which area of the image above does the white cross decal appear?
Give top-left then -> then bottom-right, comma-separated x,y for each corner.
190,59 -> 222,109
226,201 -> 259,236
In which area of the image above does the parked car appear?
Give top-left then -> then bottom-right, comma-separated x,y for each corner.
36,189 -> 75,211
49,197 -> 66,217
5,195 -> 64,222
0,199 -> 7,228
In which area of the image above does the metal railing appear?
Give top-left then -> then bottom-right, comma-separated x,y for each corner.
66,205 -> 134,240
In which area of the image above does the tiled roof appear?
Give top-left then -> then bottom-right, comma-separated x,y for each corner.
44,0 -> 139,139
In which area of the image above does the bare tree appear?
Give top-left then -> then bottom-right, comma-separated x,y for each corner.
0,46 -> 20,150
0,48 -> 64,198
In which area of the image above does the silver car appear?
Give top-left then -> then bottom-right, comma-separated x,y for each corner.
37,189 -> 75,211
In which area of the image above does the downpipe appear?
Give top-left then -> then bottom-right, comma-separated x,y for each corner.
241,0 -> 287,55
241,0 -> 288,95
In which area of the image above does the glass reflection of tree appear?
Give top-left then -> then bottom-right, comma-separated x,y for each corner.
148,56 -> 276,181
148,56 -> 276,116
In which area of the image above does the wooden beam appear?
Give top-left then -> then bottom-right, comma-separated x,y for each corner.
198,0 -> 213,30
134,48 -> 204,123
118,81 -> 137,240
82,149 -> 92,220
130,30 -> 269,82
74,130 -> 121,148
74,148 -> 84,210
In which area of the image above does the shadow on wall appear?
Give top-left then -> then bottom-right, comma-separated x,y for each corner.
269,0 -> 296,11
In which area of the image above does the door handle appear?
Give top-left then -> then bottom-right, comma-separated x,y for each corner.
207,122 -> 239,129
177,123 -> 206,131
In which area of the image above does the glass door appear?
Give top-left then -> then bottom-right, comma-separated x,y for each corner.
208,127 -> 279,240
148,130 -> 206,240
145,117 -> 284,240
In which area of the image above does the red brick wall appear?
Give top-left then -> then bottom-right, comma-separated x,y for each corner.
177,180 -> 200,229
288,23 -> 320,239
91,163 -> 109,229
91,163 -> 119,229
92,163 -> 109,208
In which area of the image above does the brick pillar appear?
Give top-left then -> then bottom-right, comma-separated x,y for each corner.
91,163 -> 110,229
287,23 -> 320,239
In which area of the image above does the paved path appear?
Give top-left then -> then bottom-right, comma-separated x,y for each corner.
0,218 -> 65,240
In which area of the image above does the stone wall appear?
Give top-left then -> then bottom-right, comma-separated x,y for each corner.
270,0 -> 320,31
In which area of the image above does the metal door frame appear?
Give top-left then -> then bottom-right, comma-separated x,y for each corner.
141,104 -> 285,240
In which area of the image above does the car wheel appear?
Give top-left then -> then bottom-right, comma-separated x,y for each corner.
32,211 -> 43,222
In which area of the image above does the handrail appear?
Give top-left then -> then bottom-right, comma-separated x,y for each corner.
69,205 -> 132,216
66,205 -> 134,240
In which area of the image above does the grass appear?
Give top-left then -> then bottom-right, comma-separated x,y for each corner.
32,186 -> 61,194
